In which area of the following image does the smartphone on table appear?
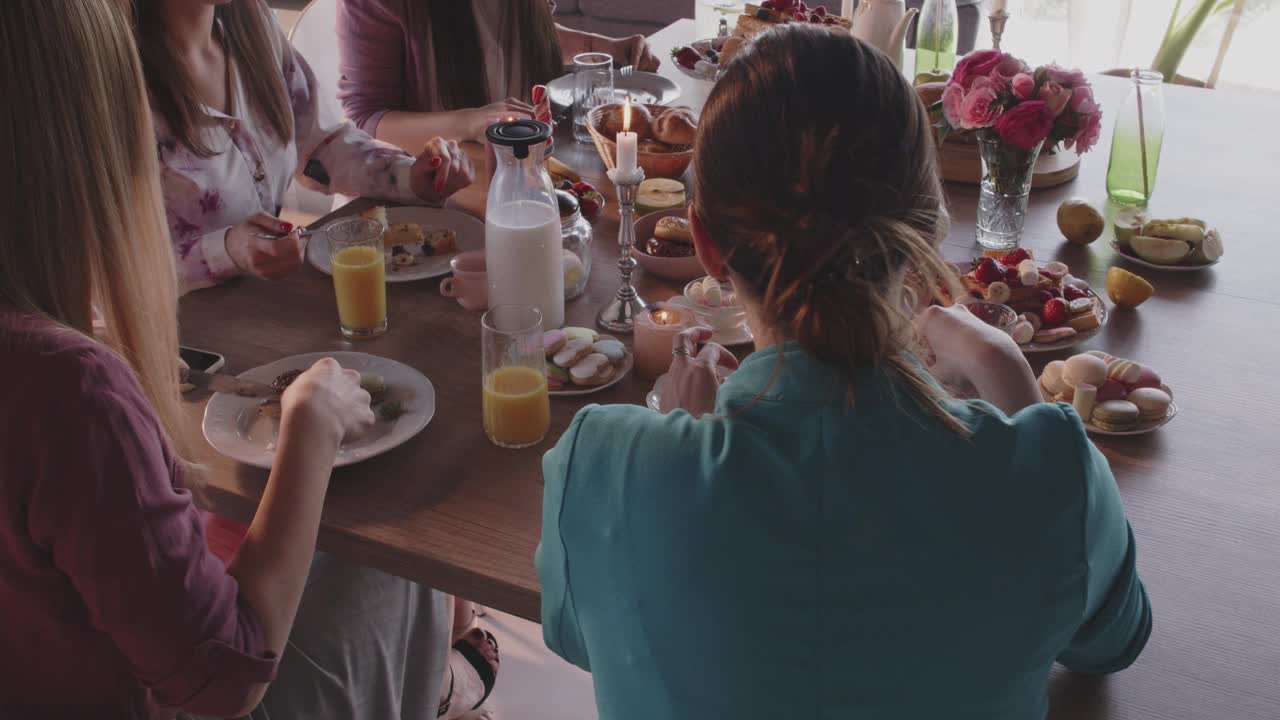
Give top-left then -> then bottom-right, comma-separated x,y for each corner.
179,345 -> 226,374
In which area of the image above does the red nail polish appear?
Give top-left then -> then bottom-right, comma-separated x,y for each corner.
435,181 -> 444,193
279,222 -> 292,231
431,157 -> 442,168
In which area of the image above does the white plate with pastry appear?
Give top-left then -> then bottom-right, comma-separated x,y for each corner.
544,330 -> 634,397
203,352 -> 435,469
307,207 -> 483,283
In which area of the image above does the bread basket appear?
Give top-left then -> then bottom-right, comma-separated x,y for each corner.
586,104 -> 694,180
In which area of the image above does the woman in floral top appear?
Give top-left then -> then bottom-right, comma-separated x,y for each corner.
136,0 -> 474,293
126,2 -> 498,719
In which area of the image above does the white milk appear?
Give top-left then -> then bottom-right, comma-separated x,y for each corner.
485,200 -> 565,329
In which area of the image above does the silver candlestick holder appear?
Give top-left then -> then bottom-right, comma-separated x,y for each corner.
597,166 -> 647,333
988,9 -> 1010,51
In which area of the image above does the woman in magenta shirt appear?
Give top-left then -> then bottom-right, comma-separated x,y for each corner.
337,0 -> 661,147
0,2 -> 375,717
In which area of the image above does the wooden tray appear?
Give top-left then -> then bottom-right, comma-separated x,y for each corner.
937,140 -> 1081,189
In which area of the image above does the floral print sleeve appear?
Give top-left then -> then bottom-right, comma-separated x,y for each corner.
273,22 -> 419,203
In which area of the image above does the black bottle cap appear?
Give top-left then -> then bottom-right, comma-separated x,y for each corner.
486,120 -> 553,159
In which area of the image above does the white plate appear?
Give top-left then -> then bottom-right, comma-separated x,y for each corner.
307,207 -> 484,283
665,296 -> 755,346
1110,240 -> 1221,272
1041,384 -> 1178,436
1019,291 -> 1108,354
548,334 -> 634,397
203,352 -> 435,469
547,71 -> 682,112
671,38 -> 725,82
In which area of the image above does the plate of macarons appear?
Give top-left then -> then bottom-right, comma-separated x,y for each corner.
543,327 -> 633,396
1037,350 -> 1178,435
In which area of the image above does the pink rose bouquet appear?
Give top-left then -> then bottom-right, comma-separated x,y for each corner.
934,53 -> 1103,155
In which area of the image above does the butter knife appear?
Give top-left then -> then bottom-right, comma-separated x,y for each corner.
180,368 -> 278,398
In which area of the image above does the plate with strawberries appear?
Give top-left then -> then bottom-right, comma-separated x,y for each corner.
951,248 -> 1108,354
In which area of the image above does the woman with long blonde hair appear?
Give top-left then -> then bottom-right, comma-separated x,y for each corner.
0,2 -> 375,717
536,26 -> 1151,718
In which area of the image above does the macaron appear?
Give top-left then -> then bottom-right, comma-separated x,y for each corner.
1084,350 -> 1116,364
1064,353 -> 1107,387
1096,378 -> 1128,402
1041,360 -> 1069,395
1131,364 -> 1163,390
1106,359 -> 1142,385
1092,400 -> 1141,432
1128,387 -> 1171,421
1010,319 -> 1034,345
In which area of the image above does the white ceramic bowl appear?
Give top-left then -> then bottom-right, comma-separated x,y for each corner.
682,276 -> 747,332
633,208 -> 704,282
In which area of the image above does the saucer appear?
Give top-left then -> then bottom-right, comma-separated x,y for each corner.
664,296 -> 755,346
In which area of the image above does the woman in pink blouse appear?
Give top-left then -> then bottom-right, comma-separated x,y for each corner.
0,2 -> 376,717
337,0 -> 662,148
135,0 -> 475,292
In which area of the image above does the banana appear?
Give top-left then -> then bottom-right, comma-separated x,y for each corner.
1142,220 -> 1205,243
546,156 -> 580,184
1162,217 -> 1208,230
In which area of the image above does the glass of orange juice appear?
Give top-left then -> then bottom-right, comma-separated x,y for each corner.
481,305 -> 550,448
327,217 -> 387,339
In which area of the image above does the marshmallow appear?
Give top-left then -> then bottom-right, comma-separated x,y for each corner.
1072,383 -> 1098,420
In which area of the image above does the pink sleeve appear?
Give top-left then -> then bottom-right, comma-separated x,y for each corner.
337,0 -> 408,136
26,350 -> 277,716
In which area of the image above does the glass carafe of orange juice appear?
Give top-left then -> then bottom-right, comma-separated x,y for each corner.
481,305 -> 550,448
484,120 -> 564,330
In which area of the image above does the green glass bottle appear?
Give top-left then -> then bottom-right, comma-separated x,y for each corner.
914,0 -> 958,81
1106,70 -> 1165,206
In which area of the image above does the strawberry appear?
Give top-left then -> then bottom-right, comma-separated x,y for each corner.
999,248 -> 1031,266
1037,289 -> 1053,304
579,194 -> 602,221
672,46 -> 701,70
1041,298 -> 1070,326
1003,266 -> 1020,284
813,5 -> 827,15
572,181 -> 596,196
761,0 -> 776,7
1063,284 -> 1088,301
973,257 -> 1006,285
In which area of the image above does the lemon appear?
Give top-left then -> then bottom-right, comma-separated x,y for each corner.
1106,267 -> 1154,309
1057,198 -> 1105,245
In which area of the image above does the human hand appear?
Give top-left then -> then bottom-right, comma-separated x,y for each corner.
914,304 -> 1039,413
280,358 -> 376,447
466,99 -> 534,143
410,137 -> 476,204
612,34 -> 661,72
659,327 -> 739,417
225,213 -> 306,280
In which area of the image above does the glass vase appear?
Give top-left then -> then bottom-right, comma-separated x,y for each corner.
1106,70 -> 1165,206
975,129 -> 1044,252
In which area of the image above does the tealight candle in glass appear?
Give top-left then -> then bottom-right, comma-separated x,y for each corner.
634,303 -> 694,379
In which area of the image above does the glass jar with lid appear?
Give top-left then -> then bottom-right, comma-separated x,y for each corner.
557,190 -> 592,301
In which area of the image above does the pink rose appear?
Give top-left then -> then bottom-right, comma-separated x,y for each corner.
1038,80 -> 1072,116
994,100 -> 1055,150
1011,73 -> 1035,100
1068,110 -> 1102,154
942,83 -> 966,128
959,84 -> 1001,130
953,49 -> 1004,89
1070,85 -> 1098,115
1043,63 -> 1088,88
991,55 -> 1031,90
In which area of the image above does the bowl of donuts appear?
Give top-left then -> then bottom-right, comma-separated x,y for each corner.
633,208 -> 704,282
586,103 -> 697,179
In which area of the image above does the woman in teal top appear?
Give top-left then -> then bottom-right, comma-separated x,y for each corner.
537,26 -> 1151,720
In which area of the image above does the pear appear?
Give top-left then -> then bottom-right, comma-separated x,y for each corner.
1057,198 -> 1105,245
1187,227 -> 1224,264
1131,235 -> 1193,265
1143,220 -> 1205,244
1113,208 -> 1149,251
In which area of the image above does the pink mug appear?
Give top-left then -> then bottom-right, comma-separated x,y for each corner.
440,250 -> 488,311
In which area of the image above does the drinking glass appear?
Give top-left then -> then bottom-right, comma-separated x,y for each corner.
327,217 -> 387,339
481,305 -> 550,448
573,52 -> 613,144
1106,70 -> 1165,206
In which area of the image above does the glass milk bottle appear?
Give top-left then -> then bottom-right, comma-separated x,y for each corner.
1106,70 -> 1165,206
485,120 -> 565,329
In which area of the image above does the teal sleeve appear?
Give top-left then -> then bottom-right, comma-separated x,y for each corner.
534,407 -> 593,672
1057,410 -> 1153,673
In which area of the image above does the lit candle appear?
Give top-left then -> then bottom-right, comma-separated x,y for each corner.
616,101 -> 639,175
991,0 -> 1007,13
634,303 -> 693,379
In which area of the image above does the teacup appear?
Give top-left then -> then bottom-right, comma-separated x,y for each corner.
440,250 -> 488,311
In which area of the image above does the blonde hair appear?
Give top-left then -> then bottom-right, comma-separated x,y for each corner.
130,0 -> 292,157
0,0 -> 195,459
692,26 -> 971,435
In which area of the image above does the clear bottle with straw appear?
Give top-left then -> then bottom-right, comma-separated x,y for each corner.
1106,69 -> 1165,206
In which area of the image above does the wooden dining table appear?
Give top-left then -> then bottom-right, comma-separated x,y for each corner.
181,18 -> 1280,719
